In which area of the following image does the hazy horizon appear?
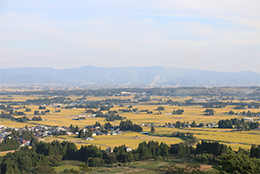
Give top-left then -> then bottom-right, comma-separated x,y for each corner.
1,0 -> 259,73
1,65 -> 259,74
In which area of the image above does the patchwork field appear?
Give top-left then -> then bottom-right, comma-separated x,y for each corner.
10,103 -> 259,128
1,94 -> 259,151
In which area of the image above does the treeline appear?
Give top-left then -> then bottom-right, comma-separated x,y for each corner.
86,109 -> 126,121
165,120 -> 204,128
0,108 -> 43,123
0,140 -> 168,173
0,112 -> 28,123
1,87 -> 259,98
169,140 -> 231,158
31,116 -> 42,121
25,97 -> 71,105
171,131 -> 198,144
228,110 -> 260,116
218,118 -> 259,130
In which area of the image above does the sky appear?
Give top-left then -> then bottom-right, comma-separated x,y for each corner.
0,0 -> 259,73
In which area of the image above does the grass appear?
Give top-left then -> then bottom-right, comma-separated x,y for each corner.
54,160 -> 83,173
53,158 -> 212,174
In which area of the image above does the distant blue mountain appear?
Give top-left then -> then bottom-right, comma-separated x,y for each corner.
0,66 -> 259,86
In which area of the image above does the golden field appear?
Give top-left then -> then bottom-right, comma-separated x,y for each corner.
1,94 -> 259,150
43,132 -> 184,150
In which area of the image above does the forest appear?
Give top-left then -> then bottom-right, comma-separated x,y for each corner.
0,139 -> 259,174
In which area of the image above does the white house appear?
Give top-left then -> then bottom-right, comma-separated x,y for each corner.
126,147 -> 132,152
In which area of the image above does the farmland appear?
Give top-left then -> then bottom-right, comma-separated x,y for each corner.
1,87 -> 260,151
0,87 -> 260,173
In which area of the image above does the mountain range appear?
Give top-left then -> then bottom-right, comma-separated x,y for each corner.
0,66 -> 259,86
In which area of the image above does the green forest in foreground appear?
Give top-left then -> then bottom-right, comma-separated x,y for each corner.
0,138 -> 259,174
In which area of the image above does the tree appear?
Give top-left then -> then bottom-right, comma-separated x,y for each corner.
88,157 -> 105,167
198,123 -> 204,127
191,121 -> 196,127
63,169 -> 79,174
6,167 -> 14,174
119,120 -> 143,132
25,108 -> 31,112
250,144 -> 260,158
104,122 -> 113,129
228,110 -> 234,115
30,137 -> 39,146
157,106 -> 164,110
204,109 -> 214,115
39,105 -> 46,109
94,121 -> 101,127
79,163 -> 92,173
78,130 -> 84,138
0,137 -> 20,151
173,109 -> 184,115
86,129 -> 92,137
165,162 -> 202,174
18,155 -> 32,172
213,150 -> 260,174
175,121 -> 181,128
151,124 -> 155,133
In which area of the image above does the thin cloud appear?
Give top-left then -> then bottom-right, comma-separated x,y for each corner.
0,0 -> 259,72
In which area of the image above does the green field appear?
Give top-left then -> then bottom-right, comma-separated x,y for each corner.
53,159 -> 213,174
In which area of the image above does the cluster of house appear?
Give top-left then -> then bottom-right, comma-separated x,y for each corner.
83,125 -> 123,140
0,122 -> 126,148
0,125 -> 45,147
141,122 -> 217,128
224,111 -> 260,117
80,131 -> 123,141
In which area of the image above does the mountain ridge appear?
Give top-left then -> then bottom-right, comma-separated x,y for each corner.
1,66 -> 259,86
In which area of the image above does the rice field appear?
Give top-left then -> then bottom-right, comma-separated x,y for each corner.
1,94 -> 259,150
142,127 -> 260,150
42,132 -> 183,150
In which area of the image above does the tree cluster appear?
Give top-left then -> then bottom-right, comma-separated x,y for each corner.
0,137 -> 20,151
31,116 -> 42,121
172,109 -> 184,114
204,109 -> 214,115
119,120 -> 143,132
218,118 -> 259,130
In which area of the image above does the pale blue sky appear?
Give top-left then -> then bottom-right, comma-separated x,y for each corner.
1,0 -> 259,72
